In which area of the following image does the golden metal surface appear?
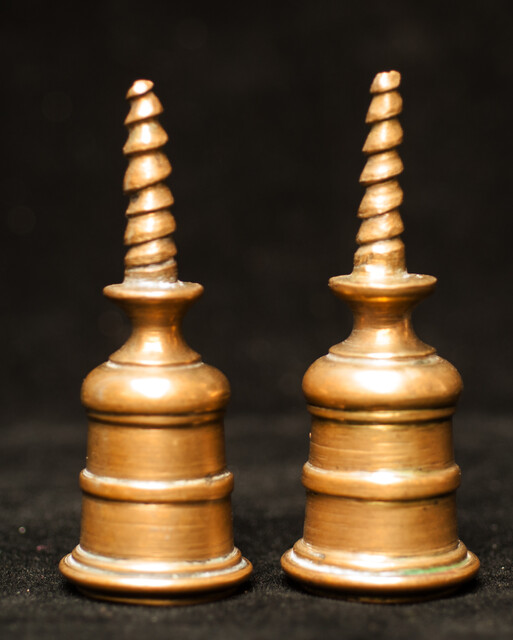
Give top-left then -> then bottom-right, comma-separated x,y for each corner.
60,79 -> 252,605
281,70 -> 479,601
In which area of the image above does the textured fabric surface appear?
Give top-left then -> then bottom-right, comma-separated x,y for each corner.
0,412 -> 510,639
2,1 -> 513,637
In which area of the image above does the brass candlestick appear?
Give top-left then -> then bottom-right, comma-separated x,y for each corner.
281,71 -> 479,601
60,80 -> 252,605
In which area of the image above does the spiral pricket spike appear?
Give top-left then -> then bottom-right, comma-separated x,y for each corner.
122,79 -> 177,284
354,70 -> 405,278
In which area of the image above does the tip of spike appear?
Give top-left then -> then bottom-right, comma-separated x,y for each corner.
126,80 -> 154,99
370,71 -> 401,94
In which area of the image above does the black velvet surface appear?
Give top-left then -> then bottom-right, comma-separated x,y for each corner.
2,0 -> 513,637
0,412 -> 511,639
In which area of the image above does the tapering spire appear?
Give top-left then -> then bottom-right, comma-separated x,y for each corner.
122,80 -> 177,284
354,70 -> 406,278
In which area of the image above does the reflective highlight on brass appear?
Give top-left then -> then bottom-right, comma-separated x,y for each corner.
60,80 -> 252,605
281,71 -> 479,601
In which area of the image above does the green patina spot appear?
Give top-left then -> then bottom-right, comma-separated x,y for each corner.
400,560 -> 468,576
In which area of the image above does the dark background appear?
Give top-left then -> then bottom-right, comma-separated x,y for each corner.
1,0 -> 513,638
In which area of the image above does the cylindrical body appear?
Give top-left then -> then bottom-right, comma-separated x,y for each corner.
60,283 -> 252,604
281,278 -> 479,601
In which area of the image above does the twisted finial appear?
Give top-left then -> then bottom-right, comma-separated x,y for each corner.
122,80 -> 177,284
354,70 -> 406,278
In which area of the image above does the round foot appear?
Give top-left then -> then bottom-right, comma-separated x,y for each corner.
76,586 -> 239,606
60,545 -> 252,606
281,539 -> 479,602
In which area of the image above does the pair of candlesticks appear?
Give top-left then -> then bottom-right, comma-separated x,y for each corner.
58,70 -> 480,605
